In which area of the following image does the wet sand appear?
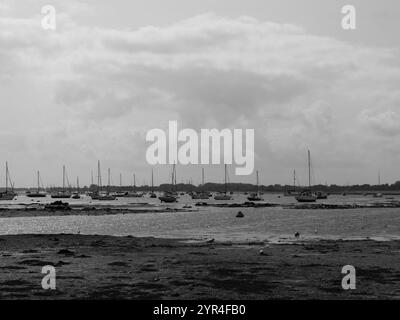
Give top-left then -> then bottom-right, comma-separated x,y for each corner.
0,234 -> 399,299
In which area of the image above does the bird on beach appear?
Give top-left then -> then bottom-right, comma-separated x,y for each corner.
295,232 -> 300,238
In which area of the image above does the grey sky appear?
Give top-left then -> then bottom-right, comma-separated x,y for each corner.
1,0 -> 400,187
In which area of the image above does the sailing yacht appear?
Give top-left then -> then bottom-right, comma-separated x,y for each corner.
295,150 -> 317,202
159,164 -> 178,203
124,174 -> 144,197
284,170 -> 300,196
214,164 -> 232,200
90,161 -> 116,200
0,162 -> 16,200
71,176 -> 81,199
51,165 -> 71,198
26,171 -> 46,197
192,168 -> 210,200
247,170 -> 262,201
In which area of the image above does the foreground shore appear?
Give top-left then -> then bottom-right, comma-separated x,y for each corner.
0,234 -> 399,299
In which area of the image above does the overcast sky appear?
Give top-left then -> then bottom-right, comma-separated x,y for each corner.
1,0 -> 400,187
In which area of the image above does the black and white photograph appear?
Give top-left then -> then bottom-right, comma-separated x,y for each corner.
0,0 -> 400,309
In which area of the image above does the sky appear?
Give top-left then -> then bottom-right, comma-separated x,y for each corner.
1,0 -> 400,187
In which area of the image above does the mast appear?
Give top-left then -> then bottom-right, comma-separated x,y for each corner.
107,168 -> 111,194
256,170 -> 259,195
174,163 -> 177,192
308,150 -> 311,189
97,160 -> 101,193
77,176 -> 80,192
202,167 -> 205,193
5,162 -> 7,192
151,169 -> 154,193
224,164 -> 227,194
293,169 -> 296,192
62,165 -> 65,192
37,170 -> 40,193
133,173 -> 136,190
91,170 -> 93,186
378,170 -> 381,186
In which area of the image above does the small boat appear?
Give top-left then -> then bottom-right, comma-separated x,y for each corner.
192,168 -> 210,200
159,164 -> 178,203
295,150 -> 317,203
214,165 -> 232,200
27,171 -> 47,198
71,177 -> 81,199
0,162 -> 16,201
124,173 -> 143,197
315,191 -> 328,199
51,165 -> 71,198
295,189 -> 317,202
284,170 -> 299,196
159,192 -> 177,203
90,161 -> 116,200
247,170 -> 262,201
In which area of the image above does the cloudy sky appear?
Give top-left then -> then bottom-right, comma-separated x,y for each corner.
1,0 -> 400,187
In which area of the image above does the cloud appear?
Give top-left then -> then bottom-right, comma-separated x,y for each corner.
1,7 -> 400,184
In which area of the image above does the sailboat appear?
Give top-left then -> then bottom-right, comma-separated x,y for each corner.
98,168 -> 117,200
295,150 -> 317,202
247,170 -> 262,201
192,168 -> 210,200
150,169 -> 157,198
284,170 -> 300,196
124,173 -> 144,197
51,165 -> 71,198
90,161 -> 116,200
214,164 -> 232,200
159,164 -> 178,203
26,171 -> 46,197
71,176 -> 81,199
0,162 -> 16,200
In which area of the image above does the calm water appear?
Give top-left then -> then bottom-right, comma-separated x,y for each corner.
1,193 -> 400,243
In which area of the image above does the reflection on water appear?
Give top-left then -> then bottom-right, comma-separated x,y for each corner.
1,193 -> 400,242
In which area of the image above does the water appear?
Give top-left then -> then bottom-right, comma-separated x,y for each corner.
1,193 -> 400,243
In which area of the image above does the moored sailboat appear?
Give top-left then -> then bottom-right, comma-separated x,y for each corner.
51,165 -> 71,198
295,150 -> 317,203
0,162 -> 16,200
247,170 -> 262,201
159,164 -> 178,203
26,171 -> 47,198
214,164 -> 232,200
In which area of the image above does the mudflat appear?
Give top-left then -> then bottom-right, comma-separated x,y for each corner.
0,234 -> 399,299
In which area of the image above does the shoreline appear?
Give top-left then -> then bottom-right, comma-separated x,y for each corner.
0,234 -> 399,299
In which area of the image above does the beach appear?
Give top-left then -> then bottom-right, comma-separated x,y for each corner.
0,233 -> 399,299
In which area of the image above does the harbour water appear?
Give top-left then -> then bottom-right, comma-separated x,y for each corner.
1,193 -> 400,243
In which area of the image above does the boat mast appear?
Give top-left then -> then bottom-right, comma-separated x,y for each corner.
62,165 -> 65,192
308,150 -> 311,189
256,170 -> 259,195
120,173 -> 122,188
151,169 -> 154,193
107,168 -> 111,194
5,162 -> 7,192
202,167 -> 205,193
37,170 -> 40,193
133,173 -> 136,190
97,160 -> 101,193
224,164 -> 227,194
293,169 -> 296,192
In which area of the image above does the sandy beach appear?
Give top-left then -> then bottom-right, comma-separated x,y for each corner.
0,232 -> 399,299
